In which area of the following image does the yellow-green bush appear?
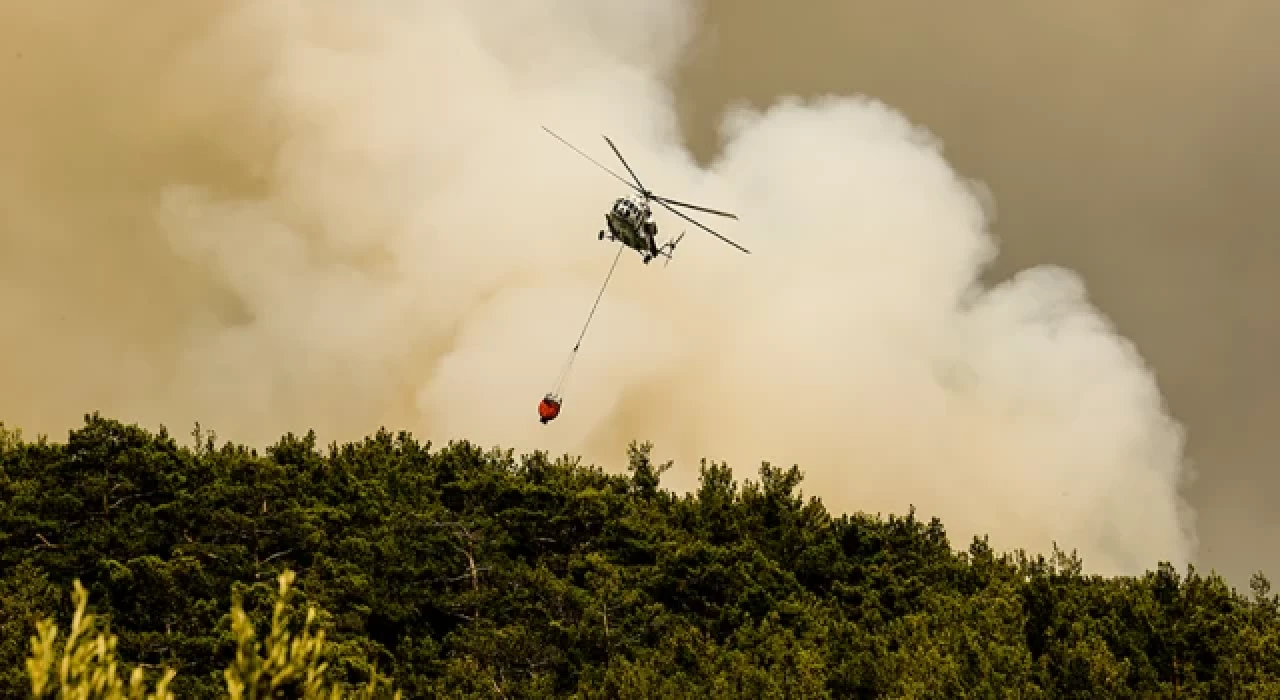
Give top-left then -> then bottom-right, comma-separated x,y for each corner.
25,570 -> 399,700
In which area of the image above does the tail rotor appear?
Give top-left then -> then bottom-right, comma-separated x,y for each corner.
658,232 -> 684,266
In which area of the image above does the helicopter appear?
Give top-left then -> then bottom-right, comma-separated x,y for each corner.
542,126 -> 749,264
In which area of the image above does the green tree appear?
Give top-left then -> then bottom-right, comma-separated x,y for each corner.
5,413 -> 1280,697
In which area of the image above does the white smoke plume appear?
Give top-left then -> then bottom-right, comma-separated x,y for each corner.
0,0 -> 1196,575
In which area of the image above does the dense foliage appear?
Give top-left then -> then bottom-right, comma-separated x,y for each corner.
2,414 -> 1279,697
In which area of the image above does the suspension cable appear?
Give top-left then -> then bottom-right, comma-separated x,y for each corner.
549,243 -> 625,398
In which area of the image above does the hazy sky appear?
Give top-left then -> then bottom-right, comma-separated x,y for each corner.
0,0 -> 1270,587
674,0 -> 1279,586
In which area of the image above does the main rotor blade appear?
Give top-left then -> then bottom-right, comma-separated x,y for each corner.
653,195 -> 738,220
601,135 -> 647,194
655,198 -> 750,254
542,126 -> 642,195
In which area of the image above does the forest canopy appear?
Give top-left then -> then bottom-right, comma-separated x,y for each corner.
2,413 -> 1278,698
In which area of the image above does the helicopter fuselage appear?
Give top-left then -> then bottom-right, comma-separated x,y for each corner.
602,196 -> 659,257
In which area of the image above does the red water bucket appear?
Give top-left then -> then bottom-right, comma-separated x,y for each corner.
538,395 -> 562,423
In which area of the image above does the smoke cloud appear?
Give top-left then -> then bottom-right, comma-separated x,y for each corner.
0,0 -> 1195,575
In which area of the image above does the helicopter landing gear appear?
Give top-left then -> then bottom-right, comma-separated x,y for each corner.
598,230 -> 605,240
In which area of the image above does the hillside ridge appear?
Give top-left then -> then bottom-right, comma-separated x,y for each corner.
2,413 -> 1277,697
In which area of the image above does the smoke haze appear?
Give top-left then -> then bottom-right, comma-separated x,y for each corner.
676,0 -> 1280,587
1,1 -> 1196,576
